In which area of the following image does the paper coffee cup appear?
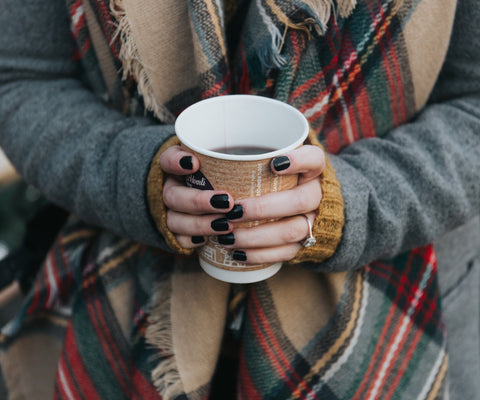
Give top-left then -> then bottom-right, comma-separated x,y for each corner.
175,95 -> 309,283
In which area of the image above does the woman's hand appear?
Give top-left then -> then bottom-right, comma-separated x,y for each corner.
221,145 -> 325,264
161,144 -> 325,264
160,145 -> 235,248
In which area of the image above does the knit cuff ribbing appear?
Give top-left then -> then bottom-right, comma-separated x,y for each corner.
147,135 -> 194,255
288,132 -> 345,264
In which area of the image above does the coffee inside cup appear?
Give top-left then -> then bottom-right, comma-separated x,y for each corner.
211,145 -> 277,155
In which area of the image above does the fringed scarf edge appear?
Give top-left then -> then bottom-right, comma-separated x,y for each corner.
145,278 -> 184,399
109,0 -> 358,121
110,0 -> 176,123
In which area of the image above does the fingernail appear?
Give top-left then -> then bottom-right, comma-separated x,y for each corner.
226,204 -> 243,220
232,250 -> 247,262
218,233 -> 235,245
191,236 -> 205,244
210,194 -> 230,209
272,156 -> 290,172
211,218 -> 229,232
180,156 -> 193,170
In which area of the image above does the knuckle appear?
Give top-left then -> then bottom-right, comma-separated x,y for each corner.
193,216 -> 206,233
281,219 -> 306,243
163,186 -> 177,208
166,211 -> 177,232
292,190 -> 311,213
285,244 -> 302,261
308,180 -> 322,208
191,191 -> 205,211
176,236 -> 192,249
251,197 -> 269,219
319,154 -> 326,172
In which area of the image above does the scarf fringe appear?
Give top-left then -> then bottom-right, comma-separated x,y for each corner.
145,279 -> 184,399
110,0 -> 175,123
298,0 -> 357,35
335,0 -> 357,18
260,0 -> 357,66
256,0 -> 287,69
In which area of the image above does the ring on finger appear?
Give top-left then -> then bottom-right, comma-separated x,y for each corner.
302,215 -> 316,248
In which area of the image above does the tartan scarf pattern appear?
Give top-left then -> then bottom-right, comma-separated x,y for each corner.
0,0 -> 453,399
0,219 -> 447,399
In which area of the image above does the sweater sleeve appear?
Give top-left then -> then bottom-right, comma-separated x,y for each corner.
310,0 -> 480,272
0,0 -> 174,249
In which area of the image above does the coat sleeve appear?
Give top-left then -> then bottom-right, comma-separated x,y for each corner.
0,0 -> 175,249
313,0 -> 480,272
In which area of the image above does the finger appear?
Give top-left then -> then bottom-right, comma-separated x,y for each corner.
230,243 -> 302,265
176,234 -> 207,249
271,145 -> 325,181
159,145 -> 200,175
167,210 -> 232,236
235,178 -> 321,222
218,213 -> 315,249
164,177 -> 234,214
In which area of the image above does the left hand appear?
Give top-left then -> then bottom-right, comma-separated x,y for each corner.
220,145 -> 325,264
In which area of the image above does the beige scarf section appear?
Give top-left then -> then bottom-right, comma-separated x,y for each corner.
145,257 -> 349,398
109,0 -> 357,123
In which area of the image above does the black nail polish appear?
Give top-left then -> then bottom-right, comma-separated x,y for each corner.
218,233 -> 235,245
211,218 -> 229,232
210,194 -> 230,209
191,236 -> 205,244
180,156 -> 193,170
272,156 -> 290,172
232,250 -> 247,262
226,204 -> 243,220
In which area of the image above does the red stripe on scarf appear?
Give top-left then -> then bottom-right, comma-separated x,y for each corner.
84,275 -> 133,395
247,295 -> 299,392
57,239 -> 74,303
352,85 -> 376,139
55,358 -> 78,400
238,345 -> 262,399
371,1 -> 408,126
94,0 -> 120,59
201,72 -> 231,99
292,2 -> 399,149
84,264 -> 157,400
236,44 -> 251,94
369,259 -> 443,329
132,369 -> 162,400
70,0 -> 85,38
60,324 -> 103,399
248,288 -> 316,395
42,253 -> 56,308
384,290 -> 440,400
353,246 -> 437,399
381,249 -> 440,400
331,23 -> 363,145
351,249 -> 418,399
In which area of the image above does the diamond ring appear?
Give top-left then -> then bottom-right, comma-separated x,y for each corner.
302,215 -> 316,248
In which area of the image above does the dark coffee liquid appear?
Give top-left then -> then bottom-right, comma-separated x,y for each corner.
212,145 -> 276,155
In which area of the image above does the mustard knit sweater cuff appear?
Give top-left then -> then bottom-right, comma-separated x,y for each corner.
147,132 -> 345,263
288,132 -> 345,264
147,135 -> 194,255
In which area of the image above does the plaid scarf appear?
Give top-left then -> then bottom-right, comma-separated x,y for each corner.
0,0 -> 457,399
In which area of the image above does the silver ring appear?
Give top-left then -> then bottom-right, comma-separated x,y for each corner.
302,215 -> 316,248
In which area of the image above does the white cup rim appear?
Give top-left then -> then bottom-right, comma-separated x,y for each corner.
175,95 -> 309,161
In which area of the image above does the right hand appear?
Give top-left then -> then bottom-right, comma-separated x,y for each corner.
160,145 -> 235,249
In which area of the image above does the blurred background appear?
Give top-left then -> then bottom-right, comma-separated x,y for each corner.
0,148 -> 46,321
